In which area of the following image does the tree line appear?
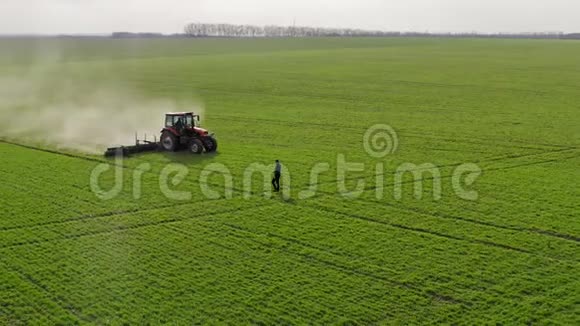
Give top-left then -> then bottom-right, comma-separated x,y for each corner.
183,23 -> 579,39
184,23 -> 395,37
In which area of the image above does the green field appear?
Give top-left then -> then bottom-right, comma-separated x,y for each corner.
0,37 -> 579,324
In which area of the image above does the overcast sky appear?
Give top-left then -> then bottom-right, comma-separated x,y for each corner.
1,0 -> 578,35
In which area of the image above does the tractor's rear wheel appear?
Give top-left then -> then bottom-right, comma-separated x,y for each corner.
189,139 -> 204,154
203,137 -> 218,152
161,131 -> 178,152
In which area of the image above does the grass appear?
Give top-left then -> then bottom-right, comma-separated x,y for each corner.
0,37 -> 579,324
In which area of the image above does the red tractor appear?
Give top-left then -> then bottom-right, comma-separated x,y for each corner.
160,112 -> 217,154
104,112 -> 217,157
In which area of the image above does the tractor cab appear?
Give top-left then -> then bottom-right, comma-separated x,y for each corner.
165,112 -> 199,131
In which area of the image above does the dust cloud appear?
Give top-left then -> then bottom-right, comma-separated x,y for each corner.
0,66 -> 204,154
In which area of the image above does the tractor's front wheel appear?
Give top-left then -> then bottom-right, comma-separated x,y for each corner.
203,137 -> 218,152
189,139 -> 204,154
160,131 -> 178,152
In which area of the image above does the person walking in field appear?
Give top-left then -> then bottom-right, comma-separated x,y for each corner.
272,160 -> 281,192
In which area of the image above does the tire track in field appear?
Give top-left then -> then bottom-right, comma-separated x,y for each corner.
3,138 -> 577,246
213,115 -> 509,150
296,197 -> 579,263
198,82 -> 551,123
0,138 -> 251,196
0,203 -> 273,250
480,180 -> 579,204
208,220 -> 467,306
164,224 -> 350,323
140,226 -> 294,323
0,198 -> 229,232
220,220 -> 461,304
306,147 -> 576,190
0,260 -> 90,323
0,139 -> 241,193
221,131 -> 491,156
360,149 -> 580,242
254,69 -> 552,97
0,169 -> 102,217
0,177 -> 88,217
299,201 -> 531,254
401,130 -> 575,150
292,149 -> 574,194
212,114 -> 575,151
391,202 -> 580,243
484,153 -> 580,172
0,271 -> 59,323
289,193 -> 579,261
206,219 -> 466,308
299,150 -> 580,244
0,139 -> 112,165
478,185 -> 579,211
0,203 -> 291,323
1,129 -> 569,207
453,197 -> 579,236
314,184 -> 579,248
0,139 -> 252,218
308,147 -> 576,198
